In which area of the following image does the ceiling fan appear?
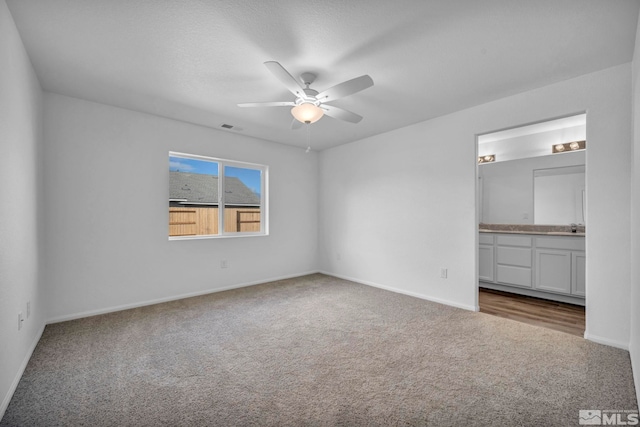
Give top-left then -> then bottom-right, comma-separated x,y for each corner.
238,61 -> 373,129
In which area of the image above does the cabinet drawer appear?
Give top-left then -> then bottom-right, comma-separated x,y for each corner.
535,236 -> 585,251
479,234 -> 494,245
496,246 -> 532,268
496,235 -> 532,247
496,265 -> 532,288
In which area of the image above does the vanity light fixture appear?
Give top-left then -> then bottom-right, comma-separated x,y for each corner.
478,154 -> 496,163
552,140 -> 586,154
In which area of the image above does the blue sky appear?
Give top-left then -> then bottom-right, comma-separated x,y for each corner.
224,166 -> 262,195
169,156 -> 261,195
169,157 -> 218,175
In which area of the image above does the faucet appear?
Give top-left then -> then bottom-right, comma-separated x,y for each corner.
570,223 -> 577,233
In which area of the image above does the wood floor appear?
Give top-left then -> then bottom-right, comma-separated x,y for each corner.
479,288 -> 585,337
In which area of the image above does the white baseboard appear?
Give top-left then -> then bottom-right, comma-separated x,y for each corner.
47,270 -> 321,324
6,272 -> 636,417
5,271 -> 323,420
320,271 -> 477,312
1,323 -> 45,420
584,332 -> 629,351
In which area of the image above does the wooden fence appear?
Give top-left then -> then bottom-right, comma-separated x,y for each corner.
169,207 -> 261,236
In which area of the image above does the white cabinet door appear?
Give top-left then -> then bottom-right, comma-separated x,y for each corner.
572,251 -> 586,297
535,249 -> 571,294
479,244 -> 494,282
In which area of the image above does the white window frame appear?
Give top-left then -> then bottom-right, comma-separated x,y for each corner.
169,151 -> 269,240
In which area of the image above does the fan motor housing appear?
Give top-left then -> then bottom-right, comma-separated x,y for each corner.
302,88 -> 319,97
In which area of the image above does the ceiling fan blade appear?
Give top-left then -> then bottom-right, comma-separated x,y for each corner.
315,75 -> 373,103
264,61 -> 306,98
238,101 -> 295,108
321,105 -> 363,124
291,119 -> 303,130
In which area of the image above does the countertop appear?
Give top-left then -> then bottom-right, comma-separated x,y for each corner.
479,229 -> 585,236
479,223 -> 585,236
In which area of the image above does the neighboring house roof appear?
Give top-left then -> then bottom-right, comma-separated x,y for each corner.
169,171 -> 260,206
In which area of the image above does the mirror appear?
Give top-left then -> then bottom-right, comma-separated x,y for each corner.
479,152 -> 585,225
534,166 -> 585,225
478,114 -> 586,226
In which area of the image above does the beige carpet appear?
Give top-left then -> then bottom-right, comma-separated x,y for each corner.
1,274 -> 636,426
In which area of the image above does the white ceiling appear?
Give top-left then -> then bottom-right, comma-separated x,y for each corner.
6,0 -> 640,151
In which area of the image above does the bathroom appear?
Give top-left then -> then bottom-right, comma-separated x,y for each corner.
477,113 -> 586,335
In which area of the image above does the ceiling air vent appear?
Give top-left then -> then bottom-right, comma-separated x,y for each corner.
220,124 -> 243,132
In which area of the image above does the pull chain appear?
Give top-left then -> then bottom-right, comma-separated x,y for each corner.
305,122 -> 311,153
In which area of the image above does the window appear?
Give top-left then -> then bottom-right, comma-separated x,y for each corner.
169,152 -> 267,238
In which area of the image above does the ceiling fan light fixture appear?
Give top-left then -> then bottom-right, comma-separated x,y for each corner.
291,103 -> 324,124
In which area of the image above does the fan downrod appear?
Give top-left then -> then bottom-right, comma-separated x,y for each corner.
299,72 -> 317,87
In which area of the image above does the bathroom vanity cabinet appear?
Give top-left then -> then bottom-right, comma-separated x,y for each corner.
479,232 -> 585,305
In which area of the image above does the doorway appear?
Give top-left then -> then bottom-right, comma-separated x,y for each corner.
476,113 -> 587,336
479,288 -> 584,336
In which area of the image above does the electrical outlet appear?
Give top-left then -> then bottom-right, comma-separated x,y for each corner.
27,301 -> 31,319
440,268 -> 448,279
220,260 -> 228,269
18,312 -> 24,331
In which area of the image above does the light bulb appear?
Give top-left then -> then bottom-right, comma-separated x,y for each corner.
291,103 -> 324,124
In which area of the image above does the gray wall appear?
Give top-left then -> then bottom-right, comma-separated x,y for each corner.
630,5 -> 640,409
0,0 -> 45,417
319,64 -> 632,350
43,93 -> 319,321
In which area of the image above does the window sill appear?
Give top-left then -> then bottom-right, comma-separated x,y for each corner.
169,233 -> 269,241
